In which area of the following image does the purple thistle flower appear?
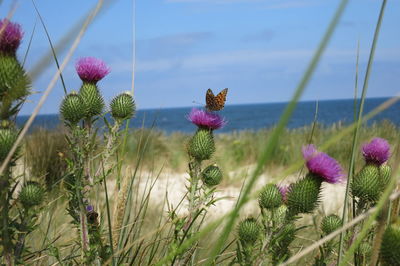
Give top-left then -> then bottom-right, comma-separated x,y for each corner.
278,184 -> 290,202
75,57 -> 110,83
0,19 -> 23,54
187,108 -> 226,130
86,205 -> 94,212
362,137 -> 390,166
302,144 -> 343,184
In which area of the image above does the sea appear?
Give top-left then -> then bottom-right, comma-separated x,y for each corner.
16,97 -> 400,134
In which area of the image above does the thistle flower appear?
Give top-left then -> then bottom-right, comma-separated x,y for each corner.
187,108 -> 226,130
0,19 -> 23,54
362,137 -> 390,166
75,57 -> 110,83
86,205 -> 94,212
302,144 -> 343,184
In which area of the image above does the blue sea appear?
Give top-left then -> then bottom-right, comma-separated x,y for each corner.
16,97 -> 400,134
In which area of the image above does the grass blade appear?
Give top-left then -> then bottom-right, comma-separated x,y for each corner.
337,0 -> 387,263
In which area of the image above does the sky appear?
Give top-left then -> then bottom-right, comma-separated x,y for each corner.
1,0 -> 400,115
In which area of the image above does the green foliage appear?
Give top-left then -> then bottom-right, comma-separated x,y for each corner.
259,184 -> 283,210
188,128 -> 215,161
287,173 -> 322,217
201,164 -> 222,186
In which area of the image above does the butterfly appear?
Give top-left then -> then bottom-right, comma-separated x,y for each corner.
205,88 -> 228,111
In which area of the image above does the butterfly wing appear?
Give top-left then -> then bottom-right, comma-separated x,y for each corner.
206,88 -> 228,111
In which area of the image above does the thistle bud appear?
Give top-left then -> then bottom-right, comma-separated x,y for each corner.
110,92 -> 136,121
188,128 -> 215,161
351,164 -> 382,203
321,214 -> 342,235
79,83 -> 105,118
380,225 -> 400,266
238,217 -> 260,246
380,164 -> 391,188
259,184 -> 283,209
0,128 -> 18,162
60,92 -> 85,124
287,173 -> 322,216
19,181 -> 44,208
201,164 -> 222,186
0,52 -> 30,99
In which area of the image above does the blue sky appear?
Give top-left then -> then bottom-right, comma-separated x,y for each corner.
1,0 -> 400,115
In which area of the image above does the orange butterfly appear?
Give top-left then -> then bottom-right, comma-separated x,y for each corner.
205,88 -> 228,111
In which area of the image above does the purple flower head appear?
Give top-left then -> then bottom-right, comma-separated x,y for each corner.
75,57 -> 110,83
362,137 -> 390,165
86,205 -> 94,212
187,108 -> 226,130
0,19 -> 23,54
278,184 -> 290,202
302,144 -> 344,184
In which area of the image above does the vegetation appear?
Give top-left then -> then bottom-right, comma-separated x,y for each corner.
1,0 -> 400,265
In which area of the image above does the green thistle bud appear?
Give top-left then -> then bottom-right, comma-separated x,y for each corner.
287,173 -> 322,216
238,217 -> 260,246
60,92 -> 85,124
351,164 -> 382,203
79,82 -> 105,118
0,128 -> 18,162
0,54 -> 30,99
380,225 -> 400,266
259,184 -> 283,209
19,181 -> 45,208
201,164 -> 222,186
321,214 -> 342,235
188,128 -> 215,161
110,92 -> 136,121
380,164 -> 391,188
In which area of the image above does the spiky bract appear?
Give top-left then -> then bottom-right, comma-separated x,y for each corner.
188,128 -> 215,161
238,217 -> 260,246
259,184 -> 283,209
0,128 -> 18,162
287,173 -> 322,216
201,164 -> 222,186
19,181 -> 45,208
351,164 -> 383,203
321,214 -> 342,235
110,92 -> 136,121
60,92 -> 85,124
79,83 -> 105,118
380,225 -> 400,266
